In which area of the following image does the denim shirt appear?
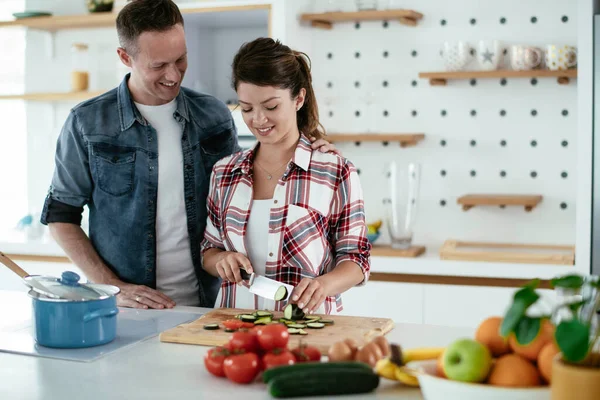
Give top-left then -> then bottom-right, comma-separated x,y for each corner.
40,74 -> 241,307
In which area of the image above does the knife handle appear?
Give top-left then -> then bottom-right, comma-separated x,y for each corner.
240,269 -> 251,281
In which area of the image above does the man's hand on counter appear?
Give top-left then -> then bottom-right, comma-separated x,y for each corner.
111,280 -> 176,309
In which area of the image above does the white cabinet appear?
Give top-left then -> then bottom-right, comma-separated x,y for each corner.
341,281 -> 424,324
423,284 -> 558,329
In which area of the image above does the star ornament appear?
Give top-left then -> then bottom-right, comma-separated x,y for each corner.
481,48 -> 494,63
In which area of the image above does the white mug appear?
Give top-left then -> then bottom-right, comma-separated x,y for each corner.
545,45 -> 577,70
478,40 -> 503,71
510,45 -> 543,70
441,41 -> 473,71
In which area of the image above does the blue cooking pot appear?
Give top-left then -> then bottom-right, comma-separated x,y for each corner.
26,271 -> 120,348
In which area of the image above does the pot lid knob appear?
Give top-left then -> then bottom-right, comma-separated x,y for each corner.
59,271 -> 81,286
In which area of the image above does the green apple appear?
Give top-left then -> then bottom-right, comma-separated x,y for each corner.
443,338 -> 492,383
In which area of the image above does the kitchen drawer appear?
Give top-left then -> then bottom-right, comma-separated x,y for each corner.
423,284 -> 557,329
341,281 -> 424,324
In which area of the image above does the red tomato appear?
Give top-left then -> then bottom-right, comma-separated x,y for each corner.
291,344 -> 322,362
223,352 -> 261,384
256,323 -> 289,351
229,330 -> 259,353
262,348 -> 296,369
204,346 -> 230,377
222,319 -> 244,330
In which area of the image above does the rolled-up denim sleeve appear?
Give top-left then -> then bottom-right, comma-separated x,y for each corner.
40,111 -> 92,225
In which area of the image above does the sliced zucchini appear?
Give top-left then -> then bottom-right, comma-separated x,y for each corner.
283,303 -> 306,321
224,328 -> 237,333
306,316 -> 321,322
254,316 -> 272,325
203,323 -> 220,330
274,285 -> 288,301
287,328 -> 301,334
319,319 -> 334,324
256,310 -> 274,318
306,322 -> 325,329
298,329 -> 308,335
240,314 -> 257,322
287,323 -> 307,329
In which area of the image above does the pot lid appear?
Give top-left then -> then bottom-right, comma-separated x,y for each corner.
23,271 -> 107,301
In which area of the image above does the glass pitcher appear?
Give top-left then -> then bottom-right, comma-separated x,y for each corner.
383,161 -> 421,249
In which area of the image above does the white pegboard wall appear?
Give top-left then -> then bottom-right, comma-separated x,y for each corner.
305,0 -> 578,249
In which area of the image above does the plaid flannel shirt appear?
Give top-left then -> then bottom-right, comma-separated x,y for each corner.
201,134 -> 371,314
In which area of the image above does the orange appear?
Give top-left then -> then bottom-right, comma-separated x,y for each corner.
508,319 -> 555,361
537,341 -> 560,384
475,316 -> 511,357
436,349 -> 446,378
487,354 -> 542,387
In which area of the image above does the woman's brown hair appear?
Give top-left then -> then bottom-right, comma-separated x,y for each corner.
231,37 -> 325,140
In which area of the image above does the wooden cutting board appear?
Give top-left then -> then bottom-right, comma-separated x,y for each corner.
159,308 -> 395,353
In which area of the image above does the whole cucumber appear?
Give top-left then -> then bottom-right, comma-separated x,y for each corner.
262,361 -> 372,384
268,368 -> 380,398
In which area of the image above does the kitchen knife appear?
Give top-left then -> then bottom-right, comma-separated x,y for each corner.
240,269 -> 294,302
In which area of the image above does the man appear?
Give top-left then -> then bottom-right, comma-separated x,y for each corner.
40,0 -> 335,309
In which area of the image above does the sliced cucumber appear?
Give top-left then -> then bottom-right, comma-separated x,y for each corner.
224,328 -> 237,333
306,322 -> 325,329
203,323 -> 220,330
274,285 -> 288,301
254,316 -> 272,325
306,316 -> 321,322
320,319 -> 334,325
298,329 -> 308,335
287,323 -> 307,329
240,314 -> 257,322
256,310 -> 273,318
283,303 -> 306,321
287,328 -> 301,334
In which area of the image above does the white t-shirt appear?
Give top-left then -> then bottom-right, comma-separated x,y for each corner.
134,99 -> 200,306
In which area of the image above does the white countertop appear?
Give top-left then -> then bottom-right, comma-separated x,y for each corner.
0,233 -> 579,281
0,290 -> 474,400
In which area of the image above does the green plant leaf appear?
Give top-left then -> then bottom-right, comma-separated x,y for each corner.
566,300 -> 587,314
500,286 -> 540,337
524,279 -> 541,289
514,316 -> 541,345
551,275 -> 584,289
555,320 -> 591,363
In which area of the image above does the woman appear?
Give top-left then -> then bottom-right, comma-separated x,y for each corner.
201,37 -> 371,315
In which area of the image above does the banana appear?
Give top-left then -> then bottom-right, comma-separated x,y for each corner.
394,366 -> 421,387
375,358 -> 397,380
402,347 -> 446,363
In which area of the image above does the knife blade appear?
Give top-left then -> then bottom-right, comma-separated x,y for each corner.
240,269 -> 294,302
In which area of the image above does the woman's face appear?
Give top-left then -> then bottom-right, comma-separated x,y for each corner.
236,82 -> 305,145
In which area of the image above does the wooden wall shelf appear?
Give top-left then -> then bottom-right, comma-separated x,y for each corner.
0,5 -> 270,31
419,69 -> 577,86
326,133 -> 424,147
457,194 -> 543,212
0,90 -> 108,101
300,9 -> 424,29
371,245 -> 425,258
440,240 -> 575,266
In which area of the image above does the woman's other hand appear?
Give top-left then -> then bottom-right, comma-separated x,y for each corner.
215,252 -> 253,283
290,277 -> 327,314
309,136 -> 342,156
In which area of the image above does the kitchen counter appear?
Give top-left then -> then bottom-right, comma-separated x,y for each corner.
0,290 -> 474,400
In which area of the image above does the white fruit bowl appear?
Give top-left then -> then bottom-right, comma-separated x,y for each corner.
409,360 -> 550,400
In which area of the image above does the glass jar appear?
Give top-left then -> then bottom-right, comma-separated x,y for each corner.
71,43 -> 89,91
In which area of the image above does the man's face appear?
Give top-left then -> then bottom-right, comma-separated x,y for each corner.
119,24 -> 188,105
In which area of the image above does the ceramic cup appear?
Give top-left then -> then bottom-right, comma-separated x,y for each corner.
477,40 -> 503,70
545,45 -> 577,70
510,45 -> 543,70
441,41 -> 473,71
